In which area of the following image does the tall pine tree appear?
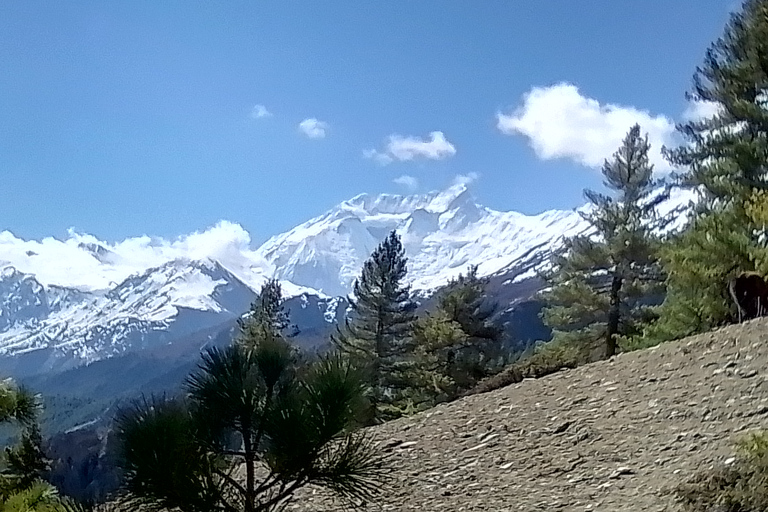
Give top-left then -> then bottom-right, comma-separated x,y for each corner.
652,0 -> 768,339
333,231 -> 417,422
542,125 -> 667,359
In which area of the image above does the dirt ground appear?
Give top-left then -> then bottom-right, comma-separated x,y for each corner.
291,319 -> 768,511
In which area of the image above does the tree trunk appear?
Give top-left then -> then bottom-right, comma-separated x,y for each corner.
244,428 -> 255,512
606,275 -> 623,358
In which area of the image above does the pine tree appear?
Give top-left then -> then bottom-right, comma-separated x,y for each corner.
0,381 -> 80,512
652,0 -> 768,338
117,287 -> 387,512
412,266 -> 506,401
411,311 -> 466,405
333,231 -> 417,422
542,125 -> 667,359
238,279 -> 292,349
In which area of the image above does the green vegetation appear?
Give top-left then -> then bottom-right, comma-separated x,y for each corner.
0,379 -> 81,512
541,124 -> 667,361
649,0 -> 768,341
333,231 -> 419,422
676,431 -> 768,511
412,266 -> 508,405
115,281 -> 387,512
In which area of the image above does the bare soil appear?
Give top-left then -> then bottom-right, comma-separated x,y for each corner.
292,319 -> 768,511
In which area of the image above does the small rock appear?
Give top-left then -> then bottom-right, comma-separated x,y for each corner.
609,467 -> 635,479
464,442 -> 488,452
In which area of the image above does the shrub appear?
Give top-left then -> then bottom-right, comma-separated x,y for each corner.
675,431 -> 768,511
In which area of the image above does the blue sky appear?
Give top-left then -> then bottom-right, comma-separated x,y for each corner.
0,1 -> 732,244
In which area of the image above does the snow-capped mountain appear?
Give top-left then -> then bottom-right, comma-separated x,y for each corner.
0,184 -> 695,378
0,259 -> 343,377
256,183 -> 694,296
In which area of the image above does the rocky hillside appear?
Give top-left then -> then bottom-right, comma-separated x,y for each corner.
295,319 -> 768,512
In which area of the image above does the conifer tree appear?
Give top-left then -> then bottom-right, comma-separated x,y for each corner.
412,266 -> 506,403
117,283 -> 387,512
238,279 -> 292,349
333,231 -> 417,422
652,0 -> 768,338
542,125 -> 667,358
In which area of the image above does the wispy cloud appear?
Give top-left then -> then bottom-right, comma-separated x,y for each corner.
365,131 -> 456,165
250,104 -> 272,119
497,82 -> 676,172
362,148 -> 394,165
299,118 -> 329,139
393,175 -> 419,191
452,172 -> 479,186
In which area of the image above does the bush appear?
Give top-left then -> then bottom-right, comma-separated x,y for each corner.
675,431 -> 768,511
466,340 -> 587,395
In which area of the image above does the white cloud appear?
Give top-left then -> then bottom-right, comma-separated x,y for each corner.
452,172 -> 480,186
362,148 -> 394,166
250,104 -> 272,119
299,118 -> 329,139
683,100 -> 721,121
393,175 -> 419,191
365,131 -> 456,165
0,221 -> 272,291
496,82 -> 677,172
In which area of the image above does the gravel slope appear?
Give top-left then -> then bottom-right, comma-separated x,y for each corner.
293,319 -> 768,512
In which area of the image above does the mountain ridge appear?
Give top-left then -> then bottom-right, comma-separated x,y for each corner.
0,184 -> 695,377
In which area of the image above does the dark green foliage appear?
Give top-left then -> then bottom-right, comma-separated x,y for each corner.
0,383 -> 48,498
116,281 -> 387,512
116,397 -> 223,512
333,231 -> 418,422
467,339 -> 583,396
664,0 -> 768,206
653,0 -> 768,339
5,424 -> 48,492
0,379 -> 80,512
412,266 -> 507,404
676,431 -> 768,511
0,482 -> 85,512
542,125 -> 667,359
239,279 -> 293,348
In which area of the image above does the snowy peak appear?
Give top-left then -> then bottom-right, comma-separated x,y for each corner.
256,184 -> 581,295
0,258 -> 261,369
256,184 -> 696,296
342,183 -> 471,216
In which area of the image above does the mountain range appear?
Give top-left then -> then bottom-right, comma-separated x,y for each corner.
0,184 -> 695,432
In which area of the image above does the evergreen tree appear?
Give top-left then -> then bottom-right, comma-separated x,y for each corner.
652,0 -> 768,338
333,231 -> 417,422
412,266 -> 506,403
0,381 -> 46,497
238,279 -> 293,349
0,380 -> 80,512
411,311 -> 466,405
117,289 -> 387,512
542,125 -> 667,359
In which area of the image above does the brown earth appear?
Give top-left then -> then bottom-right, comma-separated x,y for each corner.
292,319 -> 768,512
